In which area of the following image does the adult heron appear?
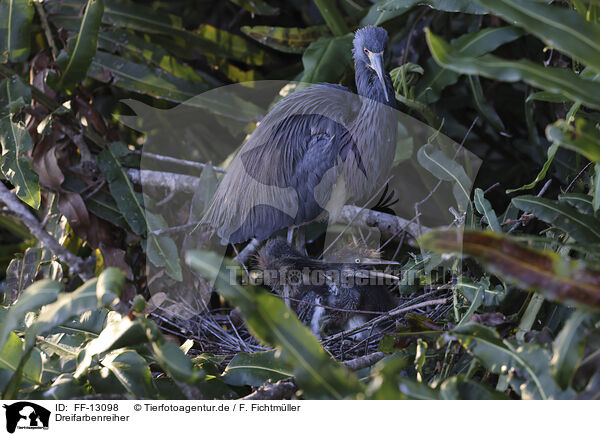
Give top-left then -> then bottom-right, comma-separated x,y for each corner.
202,26 -> 397,245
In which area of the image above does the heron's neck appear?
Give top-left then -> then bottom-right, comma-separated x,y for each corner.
354,63 -> 396,108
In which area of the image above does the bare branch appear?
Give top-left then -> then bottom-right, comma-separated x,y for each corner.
0,183 -> 93,281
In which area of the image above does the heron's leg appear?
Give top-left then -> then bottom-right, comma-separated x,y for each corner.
286,227 -> 294,245
295,225 -> 307,255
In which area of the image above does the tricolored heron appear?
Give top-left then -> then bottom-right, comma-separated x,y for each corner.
202,26 -> 397,246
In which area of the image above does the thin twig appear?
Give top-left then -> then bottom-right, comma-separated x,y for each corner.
0,183 -> 93,280
34,0 -> 58,60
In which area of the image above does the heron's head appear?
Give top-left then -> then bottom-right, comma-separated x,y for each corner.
352,26 -> 390,102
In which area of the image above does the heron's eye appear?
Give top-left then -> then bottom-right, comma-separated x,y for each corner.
355,258 -> 361,264
363,47 -> 369,55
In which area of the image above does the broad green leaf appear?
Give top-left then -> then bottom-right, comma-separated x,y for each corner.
361,0 -> 486,26
301,35 -> 353,84
0,279 -> 61,350
512,195 -> 600,243
0,118 -> 40,209
97,29 -> 215,85
440,375 -> 509,399
145,211 -> 183,282
228,0 -> 279,16
477,0 -> 600,73
94,350 -> 157,398
425,29 -> 600,110
97,142 -> 146,235
0,332 -> 42,385
474,188 -> 501,232
594,164 -> 600,213
550,309 -> 590,390
28,374 -> 86,400
0,0 -> 34,62
420,230 -> 600,308
313,0 -> 349,36
25,269 -> 123,346
53,0 -> 104,91
241,25 -> 327,54
222,350 -> 293,386
46,0 -> 271,66
417,142 -> 472,212
0,75 -> 31,116
74,315 -> 147,378
4,248 -> 43,303
468,75 -> 506,132
558,193 -> 594,216
447,323 -> 549,399
186,250 -> 364,399
417,26 -> 524,103
546,119 -> 600,165
96,267 -> 124,306
88,52 -> 209,104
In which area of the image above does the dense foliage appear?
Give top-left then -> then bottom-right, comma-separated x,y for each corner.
0,0 -> 599,400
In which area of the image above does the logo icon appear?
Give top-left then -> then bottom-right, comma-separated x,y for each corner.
3,402 -> 50,433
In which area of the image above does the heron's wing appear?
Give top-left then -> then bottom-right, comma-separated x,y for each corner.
203,84 -> 361,243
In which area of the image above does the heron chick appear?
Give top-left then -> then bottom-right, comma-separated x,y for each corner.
256,238 -> 397,338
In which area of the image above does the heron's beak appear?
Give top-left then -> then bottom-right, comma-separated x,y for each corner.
368,52 -> 389,102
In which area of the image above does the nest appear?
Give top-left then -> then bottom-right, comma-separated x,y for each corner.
148,286 -> 453,363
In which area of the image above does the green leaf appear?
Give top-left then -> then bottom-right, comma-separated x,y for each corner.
468,75 -> 506,132
228,0 -> 279,16
550,309 -> 590,390
46,0 -> 270,66
145,211 -> 183,282
448,323 -> 549,399
0,279 -> 61,350
241,25 -> 327,54
425,29 -> 600,110
4,248 -> 43,303
301,35 -> 353,84
417,142 -> 472,212
440,375 -> 509,399
477,0 -> 600,73
97,142 -> 146,235
0,75 -> 31,116
421,229 -> 600,308
474,188 -> 501,232
96,267 -> 124,306
74,315 -> 147,379
97,29 -> 215,85
558,193 -> 594,216
222,350 -> 293,386
25,269 -> 122,346
313,0 -> 349,36
0,118 -> 40,209
417,26 -> 524,103
593,164 -> 600,213
52,0 -> 104,91
186,250 -> 363,399
361,0 -> 487,26
94,350 -> 157,398
506,143 -> 558,194
0,332 -> 42,386
88,52 -> 209,104
546,118 -> 600,165
0,0 -> 34,62
512,195 -> 600,243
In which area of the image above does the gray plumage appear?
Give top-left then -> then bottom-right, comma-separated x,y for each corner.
202,26 -> 397,244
